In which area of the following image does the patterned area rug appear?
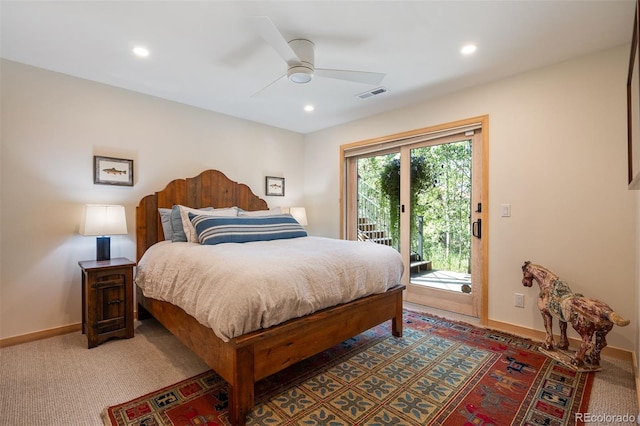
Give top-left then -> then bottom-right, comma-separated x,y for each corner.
102,310 -> 593,425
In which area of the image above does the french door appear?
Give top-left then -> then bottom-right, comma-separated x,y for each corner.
342,117 -> 487,320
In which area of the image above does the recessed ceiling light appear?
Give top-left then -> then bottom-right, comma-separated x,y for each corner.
132,46 -> 150,58
461,44 -> 477,55
304,105 -> 314,112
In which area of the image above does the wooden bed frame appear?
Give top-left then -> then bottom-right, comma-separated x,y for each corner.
135,169 -> 405,425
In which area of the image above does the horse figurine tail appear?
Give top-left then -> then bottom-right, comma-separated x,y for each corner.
608,311 -> 630,327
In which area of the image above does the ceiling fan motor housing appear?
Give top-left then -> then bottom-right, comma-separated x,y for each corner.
287,39 -> 315,83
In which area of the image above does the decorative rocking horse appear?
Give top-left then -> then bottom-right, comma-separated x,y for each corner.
521,261 -> 629,370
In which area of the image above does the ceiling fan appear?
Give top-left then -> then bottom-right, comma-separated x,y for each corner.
249,16 -> 385,92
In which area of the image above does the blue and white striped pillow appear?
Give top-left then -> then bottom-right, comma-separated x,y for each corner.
189,213 -> 307,245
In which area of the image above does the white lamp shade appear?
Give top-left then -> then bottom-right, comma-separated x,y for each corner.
289,207 -> 308,226
81,204 -> 128,236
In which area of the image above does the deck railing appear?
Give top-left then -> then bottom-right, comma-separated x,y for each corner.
357,179 -> 392,245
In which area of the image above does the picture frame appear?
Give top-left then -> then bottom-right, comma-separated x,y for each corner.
265,176 -> 285,196
627,0 -> 640,189
94,156 -> 134,186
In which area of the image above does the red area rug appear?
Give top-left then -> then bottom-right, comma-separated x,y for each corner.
102,310 -> 593,425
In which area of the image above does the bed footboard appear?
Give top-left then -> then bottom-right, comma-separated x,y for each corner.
136,284 -> 405,425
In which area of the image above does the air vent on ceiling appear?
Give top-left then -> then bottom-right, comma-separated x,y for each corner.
356,87 -> 388,99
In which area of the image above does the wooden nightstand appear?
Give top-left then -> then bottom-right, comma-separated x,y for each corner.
79,258 -> 136,348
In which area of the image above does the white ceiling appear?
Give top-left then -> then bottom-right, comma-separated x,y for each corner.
1,1 -> 635,134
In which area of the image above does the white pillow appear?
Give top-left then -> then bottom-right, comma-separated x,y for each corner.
238,207 -> 282,217
179,205 -> 239,242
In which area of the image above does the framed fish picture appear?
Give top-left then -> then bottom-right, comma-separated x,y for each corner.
265,176 -> 285,196
94,156 -> 134,186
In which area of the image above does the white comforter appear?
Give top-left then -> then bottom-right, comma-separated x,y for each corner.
135,236 -> 404,342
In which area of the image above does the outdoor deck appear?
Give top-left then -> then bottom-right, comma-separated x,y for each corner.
410,269 -> 472,293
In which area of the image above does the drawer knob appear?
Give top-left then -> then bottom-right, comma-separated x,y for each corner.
108,299 -> 122,305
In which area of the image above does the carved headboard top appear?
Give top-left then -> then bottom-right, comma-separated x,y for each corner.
136,169 -> 268,261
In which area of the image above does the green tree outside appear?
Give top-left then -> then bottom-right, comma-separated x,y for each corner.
357,140 -> 472,274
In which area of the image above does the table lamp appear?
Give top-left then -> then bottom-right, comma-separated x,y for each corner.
81,204 -> 127,261
289,207 -> 308,226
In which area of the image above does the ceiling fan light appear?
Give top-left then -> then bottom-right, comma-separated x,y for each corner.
461,44 -> 477,55
288,65 -> 313,83
132,46 -> 150,57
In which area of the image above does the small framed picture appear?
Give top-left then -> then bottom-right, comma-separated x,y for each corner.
94,156 -> 134,186
265,176 -> 285,196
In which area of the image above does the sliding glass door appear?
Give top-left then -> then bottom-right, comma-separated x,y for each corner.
403,132 -> 483,317
342,118 -> 487,319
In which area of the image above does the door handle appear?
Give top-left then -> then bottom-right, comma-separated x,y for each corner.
472,218 -> 482,239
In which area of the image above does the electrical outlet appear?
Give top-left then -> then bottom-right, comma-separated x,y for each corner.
514,293 -> 525,308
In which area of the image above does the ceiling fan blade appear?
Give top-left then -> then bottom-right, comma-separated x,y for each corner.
248,16 -> 300,65
250,73 -> 287,98
315,68 -> 385,85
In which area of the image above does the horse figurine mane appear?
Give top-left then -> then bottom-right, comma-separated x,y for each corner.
521,261 -> 628,369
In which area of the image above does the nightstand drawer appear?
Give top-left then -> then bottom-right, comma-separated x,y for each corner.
92,275 -> 125,288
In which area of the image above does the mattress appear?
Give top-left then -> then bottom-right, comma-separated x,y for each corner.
135,236 -> 404,341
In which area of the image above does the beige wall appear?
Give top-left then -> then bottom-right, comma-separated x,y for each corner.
2,45 -> 638,356
304,46 -> 637,352
0,59 -> 305,339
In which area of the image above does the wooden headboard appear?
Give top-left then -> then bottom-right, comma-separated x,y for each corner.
136,169 -> 268,261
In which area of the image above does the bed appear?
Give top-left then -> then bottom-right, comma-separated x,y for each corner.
135,169 -> 405,425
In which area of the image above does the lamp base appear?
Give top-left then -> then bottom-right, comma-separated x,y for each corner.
96,236 -> 111,261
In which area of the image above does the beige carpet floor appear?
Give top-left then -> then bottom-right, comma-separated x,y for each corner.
0,306 -> 637,425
